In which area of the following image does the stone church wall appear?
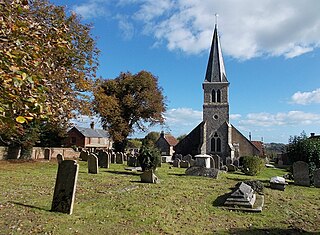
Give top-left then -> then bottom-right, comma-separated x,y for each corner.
231,126 -> 260,157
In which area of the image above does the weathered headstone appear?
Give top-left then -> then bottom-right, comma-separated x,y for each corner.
209,156 -> 215,169
293,161 -> 310,186
140,170 -> 159,183
194,154 -> 211,168
57,153 -> 64,164
183,154 -> 192,163
88,153 -> 99,174
185,167 -> 219,178
128,156 -> 139,167
270,176 -> 287,191
116,152 -> 124,164
79,150 -> 89,161
44,148 -> 51,160
313,168 -> 320,188
212,154 -> 221,169
98,151 -> 109,168
111,152 -> 116,163
226,157 -> 232,165
51,160 -> 79,214
173,159 -> 181,168
180,160 -> 190,168
224,182 -> 256,208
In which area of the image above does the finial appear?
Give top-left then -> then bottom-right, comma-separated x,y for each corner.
215,13 -> 219,26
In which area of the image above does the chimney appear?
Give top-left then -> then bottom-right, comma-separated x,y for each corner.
310,133 -> 315,137
160,131 -> 165,138
249,132 -> 252,141
90,121 -> 94,129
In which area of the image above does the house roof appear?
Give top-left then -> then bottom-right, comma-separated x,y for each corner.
251,141 -> 265,155
165,135 -> 178,146
71,126 -> 109,138
205,24 -> 228,83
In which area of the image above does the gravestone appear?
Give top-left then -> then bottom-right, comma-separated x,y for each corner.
226,157 -> 232,165
293,161 -> 310,186
209,157 -> 215,169
44,148 -> 51,160
128,156 -> 139,167
194,154 -> 211,168
270,176 -> 287,191
111,153 -> 116,163
140,170 -> 159,183
123,153 -> 127,161
185,167 -> 219,179
51,160 -> 79,214
180,161 -> 190,168
183,154 -> 192,163
227,164 -> 237,172
88,153 -> 99,174
79,150 -> 89,161
175,154 -> 182,160
57,153 -> 64,164
212,155 -> 221,169
173,159 -> 181,168
313,168 -> 320,188
116,152 -> 124,164
224,182 -> 256,208
233,159 -> 239,167
98,151 -> 109,168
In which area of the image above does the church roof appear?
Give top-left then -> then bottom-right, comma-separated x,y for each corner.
70,126 -> 110,138
205,24 -> 228,83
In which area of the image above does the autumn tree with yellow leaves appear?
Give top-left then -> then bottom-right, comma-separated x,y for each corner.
0,0 -> 99,158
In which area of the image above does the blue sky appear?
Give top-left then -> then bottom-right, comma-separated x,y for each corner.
52,0 -> 320,143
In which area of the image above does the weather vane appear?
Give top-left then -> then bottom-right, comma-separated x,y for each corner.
215,13 -> 219,26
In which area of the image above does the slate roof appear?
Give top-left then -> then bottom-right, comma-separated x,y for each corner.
73,126 -> 109,138
205,24 -> 228,83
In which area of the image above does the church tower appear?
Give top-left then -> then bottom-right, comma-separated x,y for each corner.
201,23 -> 230,160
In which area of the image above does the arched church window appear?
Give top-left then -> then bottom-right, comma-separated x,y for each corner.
211,137 -> 215,152
211,89 -> 216,102
216,138 -> 221,152
217,89 -> 221,103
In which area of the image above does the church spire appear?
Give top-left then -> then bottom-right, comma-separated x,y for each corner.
205,23 -> 228,83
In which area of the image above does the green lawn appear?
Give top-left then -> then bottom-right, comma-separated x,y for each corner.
0,160 -> 319,234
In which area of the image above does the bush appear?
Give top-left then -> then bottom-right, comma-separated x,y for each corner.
242,156 -> 265,176
138,145 -> 161,172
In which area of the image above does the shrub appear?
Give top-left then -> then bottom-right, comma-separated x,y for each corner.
242,156 -> 265,176
138,145 -> 161,172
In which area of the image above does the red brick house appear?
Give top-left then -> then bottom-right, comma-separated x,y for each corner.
155,131 -> 178,156
65,124 -> 112,150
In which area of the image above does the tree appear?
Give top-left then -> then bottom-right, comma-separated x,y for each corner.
0,0 -> 99,158
94,71 -> 166,152
142,131 -> 160,147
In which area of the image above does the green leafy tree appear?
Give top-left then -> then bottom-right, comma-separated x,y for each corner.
142,131 -> 160,147
94,71 -> 166,152
0,0 -> 99,158
126,138 -> 142,149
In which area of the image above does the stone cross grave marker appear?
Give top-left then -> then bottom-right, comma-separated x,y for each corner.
293,161 -> 310,186
51,160 -> 79,214
88,153 -> 99,174
57,153 -> 64,164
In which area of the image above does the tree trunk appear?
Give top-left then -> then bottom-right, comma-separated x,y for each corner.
20,145 -> 33,159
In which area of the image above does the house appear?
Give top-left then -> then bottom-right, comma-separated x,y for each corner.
65,122 -> 112,150
155,131 -> 178,156
174,23 -> 262,163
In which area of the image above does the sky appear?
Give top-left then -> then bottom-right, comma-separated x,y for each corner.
51,0 -> 320,143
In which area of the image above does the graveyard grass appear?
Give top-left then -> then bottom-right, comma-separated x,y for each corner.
0,161 -> 319,234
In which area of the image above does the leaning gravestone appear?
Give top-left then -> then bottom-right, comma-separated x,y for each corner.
51,160 -> 79,214
293,161 -> 310,186
185,167 -> 219,179
57,153 -> 64,164
313,168 -> 320,188
88,153 -> 99,174
98,151 -> 109,168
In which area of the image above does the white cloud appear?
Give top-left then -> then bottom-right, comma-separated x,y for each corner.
72,1 -> 107,19
239,111 -> 320,127
230,114 -> 241,120
164,108 -> 202,126
130,0 -> 320,59
115,15 -> 135,40
291,88 -> 320,105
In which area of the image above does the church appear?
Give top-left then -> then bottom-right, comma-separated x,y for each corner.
174,23 -> 262,164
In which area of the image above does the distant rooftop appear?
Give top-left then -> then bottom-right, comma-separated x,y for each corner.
73,126 -> 109,138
